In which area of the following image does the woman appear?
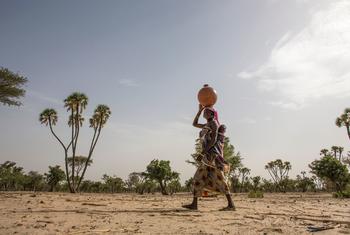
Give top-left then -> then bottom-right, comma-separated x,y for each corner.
183,104 -> 235,211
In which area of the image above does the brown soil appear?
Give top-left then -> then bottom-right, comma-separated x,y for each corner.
0,192 -> 349,234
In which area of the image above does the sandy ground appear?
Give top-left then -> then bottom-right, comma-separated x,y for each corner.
0,192 -> 349,235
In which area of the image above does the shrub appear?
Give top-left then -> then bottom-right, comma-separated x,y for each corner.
248,191 -> 264,198
333,185 -> 350,198
309,155 -> 349,193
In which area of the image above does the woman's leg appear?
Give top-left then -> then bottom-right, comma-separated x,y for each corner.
183,166 -> 207,210
225,194 -> 235,209
182,193 -> 198,210
211,168 -> 236,210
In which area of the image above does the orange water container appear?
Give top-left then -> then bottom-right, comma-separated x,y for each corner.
197,84 -> 217,107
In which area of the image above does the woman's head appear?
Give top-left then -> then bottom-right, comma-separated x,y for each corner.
203,108 -> 215,120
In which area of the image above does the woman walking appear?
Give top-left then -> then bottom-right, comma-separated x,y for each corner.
183,104 -> 235,211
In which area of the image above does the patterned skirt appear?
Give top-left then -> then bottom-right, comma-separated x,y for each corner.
193,159 -> 231,197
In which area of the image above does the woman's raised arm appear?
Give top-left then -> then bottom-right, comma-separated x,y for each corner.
193,104 -> 205,129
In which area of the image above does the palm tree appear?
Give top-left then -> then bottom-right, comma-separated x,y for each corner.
77,104 -> 111,188
320,149 -> 329,157
338,146 -> 344,162
39,108 -> 73,192
64,92 -> 88,113
89,104 -> 111,128
39,108 -> 58,126
331,146 -> 339,159
343,151 -> 350,168
64,92 -> 88,188
265,159 -> 291,192
40,93 -> 111,193
335,108 -> 350,142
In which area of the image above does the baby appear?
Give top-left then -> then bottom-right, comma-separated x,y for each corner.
215,124 -> 229,171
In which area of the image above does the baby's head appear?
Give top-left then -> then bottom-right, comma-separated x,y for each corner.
218,124 -> 226,134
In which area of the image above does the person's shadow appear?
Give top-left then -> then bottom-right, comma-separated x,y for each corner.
18,208 -> 203,215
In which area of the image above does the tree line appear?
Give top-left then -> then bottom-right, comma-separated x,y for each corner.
0,159 -> 184,195
1,144 -> 349,197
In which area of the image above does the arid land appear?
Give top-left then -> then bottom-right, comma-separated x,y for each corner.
0,192 -> 349,234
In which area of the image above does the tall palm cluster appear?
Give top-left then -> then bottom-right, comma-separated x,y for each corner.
336,108 -> 350,141
39,92 -> 111,193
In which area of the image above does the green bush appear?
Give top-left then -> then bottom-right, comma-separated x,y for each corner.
309,156 -> 349,193
248,191 -> 264,198
333,185 -> 350,198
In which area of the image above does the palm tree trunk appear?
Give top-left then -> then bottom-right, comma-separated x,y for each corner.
73,124 -> 80,192
71,106 -> 82,192
71,109 -> 76,190
77,126 -> 101,189
49,120 -> 66,150
65,150 -> 75,193
48,120 -> 74,193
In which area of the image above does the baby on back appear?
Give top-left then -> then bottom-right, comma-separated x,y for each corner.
215,124 -> 229,171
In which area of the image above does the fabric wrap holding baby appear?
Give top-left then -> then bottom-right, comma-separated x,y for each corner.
198,113 -> 229,173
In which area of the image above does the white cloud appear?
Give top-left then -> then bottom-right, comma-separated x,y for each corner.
239,1 -> 350,109
118,79 -> 140,87
237,71 -> 253,80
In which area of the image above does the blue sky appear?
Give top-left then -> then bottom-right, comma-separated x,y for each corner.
1,0 -> 349,182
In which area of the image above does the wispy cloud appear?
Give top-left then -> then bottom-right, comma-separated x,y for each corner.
27,90 -> 61,105
238,1 -> 350,109
106,120 -> 194,145
118,79 -> 140,87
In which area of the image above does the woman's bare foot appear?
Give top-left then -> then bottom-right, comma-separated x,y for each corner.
182,204 -> 198,210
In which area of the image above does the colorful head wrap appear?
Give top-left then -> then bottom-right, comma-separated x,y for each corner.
205,107 -> 220,124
